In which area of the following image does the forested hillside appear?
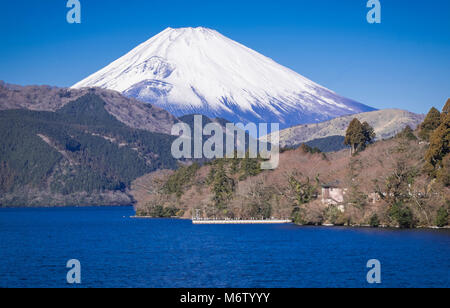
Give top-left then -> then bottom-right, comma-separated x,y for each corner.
0,94 -> 177,206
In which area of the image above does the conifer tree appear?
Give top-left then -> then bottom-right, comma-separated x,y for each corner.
345,118 -> 363,155
419,107 -> 441,141
212,162 -> 234,209
425,113 -> 450,175
396,125 -> 417,140
436,154 -> 450,186
442,99 -> 450,115
441,99 -> 450,123
344,118 -> 376,155
435,205 -> 449,227
362,121 -> 376,145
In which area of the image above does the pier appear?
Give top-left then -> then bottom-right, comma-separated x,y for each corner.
192,218 -> 292,225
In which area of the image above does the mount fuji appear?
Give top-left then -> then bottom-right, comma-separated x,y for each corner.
73,27 -> 375,129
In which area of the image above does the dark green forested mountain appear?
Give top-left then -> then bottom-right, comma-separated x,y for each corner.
0,93 -> 257,207
0,94 -> 177,206
305,136 -> 349,153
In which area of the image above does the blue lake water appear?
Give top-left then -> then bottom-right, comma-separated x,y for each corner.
0,206 -> 449,288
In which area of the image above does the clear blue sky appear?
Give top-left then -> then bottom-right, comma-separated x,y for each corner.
0,0 -> 449,114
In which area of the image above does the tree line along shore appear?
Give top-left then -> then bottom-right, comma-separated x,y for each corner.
132,100 -> 450,229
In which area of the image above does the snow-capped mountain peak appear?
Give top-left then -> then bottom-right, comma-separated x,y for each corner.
73,27 -> 375,128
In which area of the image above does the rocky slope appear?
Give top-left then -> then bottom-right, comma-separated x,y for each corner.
267,109 -> 425,148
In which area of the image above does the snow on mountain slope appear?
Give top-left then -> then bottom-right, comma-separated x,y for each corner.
73,27 -> 375,129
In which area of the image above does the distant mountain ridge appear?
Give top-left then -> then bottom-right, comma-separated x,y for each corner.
73,27 -> 375,129
0,82 -> 178,135
268,109 -> 425,148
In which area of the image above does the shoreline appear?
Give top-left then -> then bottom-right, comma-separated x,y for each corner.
130,216 -> 450,229
1,207 -> 447,229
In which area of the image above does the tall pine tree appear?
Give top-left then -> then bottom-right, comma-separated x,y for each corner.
425,112 -> 450,177
344,118 -> 376,155
212,162 -> 235,209
442,99 -> 450,123
419,107 -> 441,141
